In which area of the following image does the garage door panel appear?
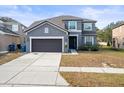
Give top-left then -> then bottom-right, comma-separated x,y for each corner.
32,39 -> 62,52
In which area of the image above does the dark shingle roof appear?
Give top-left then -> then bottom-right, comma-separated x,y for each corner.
0,26 -> 19,36
25,15 -> 97,32
0,17 -> 27,28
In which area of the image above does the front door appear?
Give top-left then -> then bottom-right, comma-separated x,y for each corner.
69,36 -> 77,49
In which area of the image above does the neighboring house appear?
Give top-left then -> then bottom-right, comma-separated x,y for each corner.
0,26 -> 20,52
25,15 -> 97,52
0,17 -> 27,44
112,23 -> 124,49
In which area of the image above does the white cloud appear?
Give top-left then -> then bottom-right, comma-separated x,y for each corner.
1,6 -> 124,29
80,6 -> 124,29
1,11 -> 48,26
81,7 -> 103,19
0,6 -> 50,27
0,6 -> 68,27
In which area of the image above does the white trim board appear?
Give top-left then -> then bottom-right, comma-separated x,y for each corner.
0,30 -> 20,37
69,34 -> 79,49
29,36 -> 64,52
68,29 -> 82,32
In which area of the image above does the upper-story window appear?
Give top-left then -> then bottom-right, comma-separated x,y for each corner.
84,23 -> 92,31
68,21 -> 77,30
12,24 -> 18,31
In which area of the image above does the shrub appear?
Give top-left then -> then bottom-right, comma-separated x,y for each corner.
91,45 -> 99,51
79,45 -> 99,51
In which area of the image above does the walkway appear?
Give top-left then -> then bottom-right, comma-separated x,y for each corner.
60,67 -> 124,74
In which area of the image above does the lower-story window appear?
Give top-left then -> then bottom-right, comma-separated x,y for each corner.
84,36 -> 94,45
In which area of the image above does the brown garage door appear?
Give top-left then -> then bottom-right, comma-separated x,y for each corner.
32,39 -> 62,52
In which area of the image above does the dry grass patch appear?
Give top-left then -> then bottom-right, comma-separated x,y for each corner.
60,50 -> 124,68
61,52 -> 102,67
0,52 -> 23,65
60,72 -> 124,87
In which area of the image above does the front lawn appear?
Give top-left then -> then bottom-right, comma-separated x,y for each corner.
60,72 -> 124,87
60,48 -> 124,68
0,52 -> 23,65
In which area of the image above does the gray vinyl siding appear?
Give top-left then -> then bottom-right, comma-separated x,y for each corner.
64,21 -> 68,30
82,31 -> 96,35
92,23 -> 96,31
26,23 -> 68,52
77,21 -> 82,30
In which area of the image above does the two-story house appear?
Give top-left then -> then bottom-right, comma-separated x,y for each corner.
0,26 -> 20,52
112,23 -> 124,49
0,17 -> 27,52
25,15 -> 97,52
0,17 -> 27,44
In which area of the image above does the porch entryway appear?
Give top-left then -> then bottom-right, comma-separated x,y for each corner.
69,36 -> 77,49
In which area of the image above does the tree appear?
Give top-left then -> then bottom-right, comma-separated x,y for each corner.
97,21 -> 124,46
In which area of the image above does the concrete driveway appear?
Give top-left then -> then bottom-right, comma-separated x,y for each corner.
0,53 -> 69,87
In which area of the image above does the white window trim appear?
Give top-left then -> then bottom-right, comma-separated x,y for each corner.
84,36 -> 94,45
68,30 -> 82,32
92,36 -> 94,45
68,21 -> 77,30
44,27 -> 49,33
12,24 -> 18,32
84,23 -> 93,31
29,36 -> 64,52
69,34 -> 78,49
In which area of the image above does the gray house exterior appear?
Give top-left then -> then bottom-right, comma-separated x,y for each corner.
25,15 -> 97,52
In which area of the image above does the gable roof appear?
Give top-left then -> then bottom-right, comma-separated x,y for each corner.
0,26 -> 19,36
25,15 -> 97,32
0,17 -> 27,28
25,21 -> 68,34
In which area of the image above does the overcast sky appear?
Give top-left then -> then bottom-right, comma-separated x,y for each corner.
0,5 -> 124,29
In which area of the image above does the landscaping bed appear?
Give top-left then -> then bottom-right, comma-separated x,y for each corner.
60,49 -> 124,68
60,72 -> 124,87
0,52 -> 23,65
